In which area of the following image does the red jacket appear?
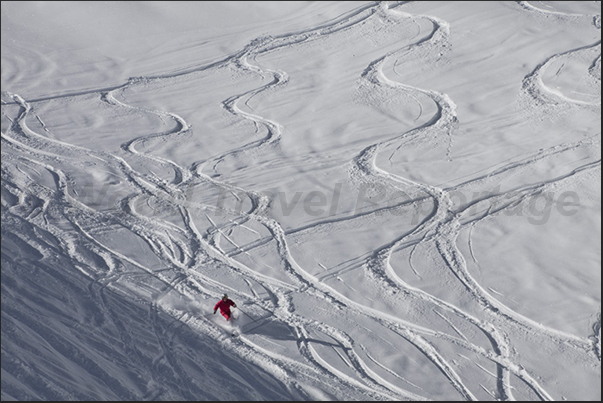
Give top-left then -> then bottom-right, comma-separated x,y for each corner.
214,299 -> 236,314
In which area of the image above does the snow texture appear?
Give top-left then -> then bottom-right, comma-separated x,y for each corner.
1,1 -> 601,401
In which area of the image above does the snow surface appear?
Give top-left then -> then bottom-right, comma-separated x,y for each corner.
1,1 -> 601,401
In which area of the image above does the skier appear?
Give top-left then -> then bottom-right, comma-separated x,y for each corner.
214,293 -> 237,321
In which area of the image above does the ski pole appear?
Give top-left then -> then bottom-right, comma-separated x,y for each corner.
242,317 -> 270,334
238,308 -> 257,322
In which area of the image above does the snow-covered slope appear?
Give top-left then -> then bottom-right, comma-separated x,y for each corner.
2,1 -> 600,400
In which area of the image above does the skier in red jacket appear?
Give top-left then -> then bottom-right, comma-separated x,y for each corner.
214,294 -> 237,321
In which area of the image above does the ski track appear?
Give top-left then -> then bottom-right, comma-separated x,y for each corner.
2,1 -> 600,401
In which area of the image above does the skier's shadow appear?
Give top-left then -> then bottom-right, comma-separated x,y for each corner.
244,319 -> 342,348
